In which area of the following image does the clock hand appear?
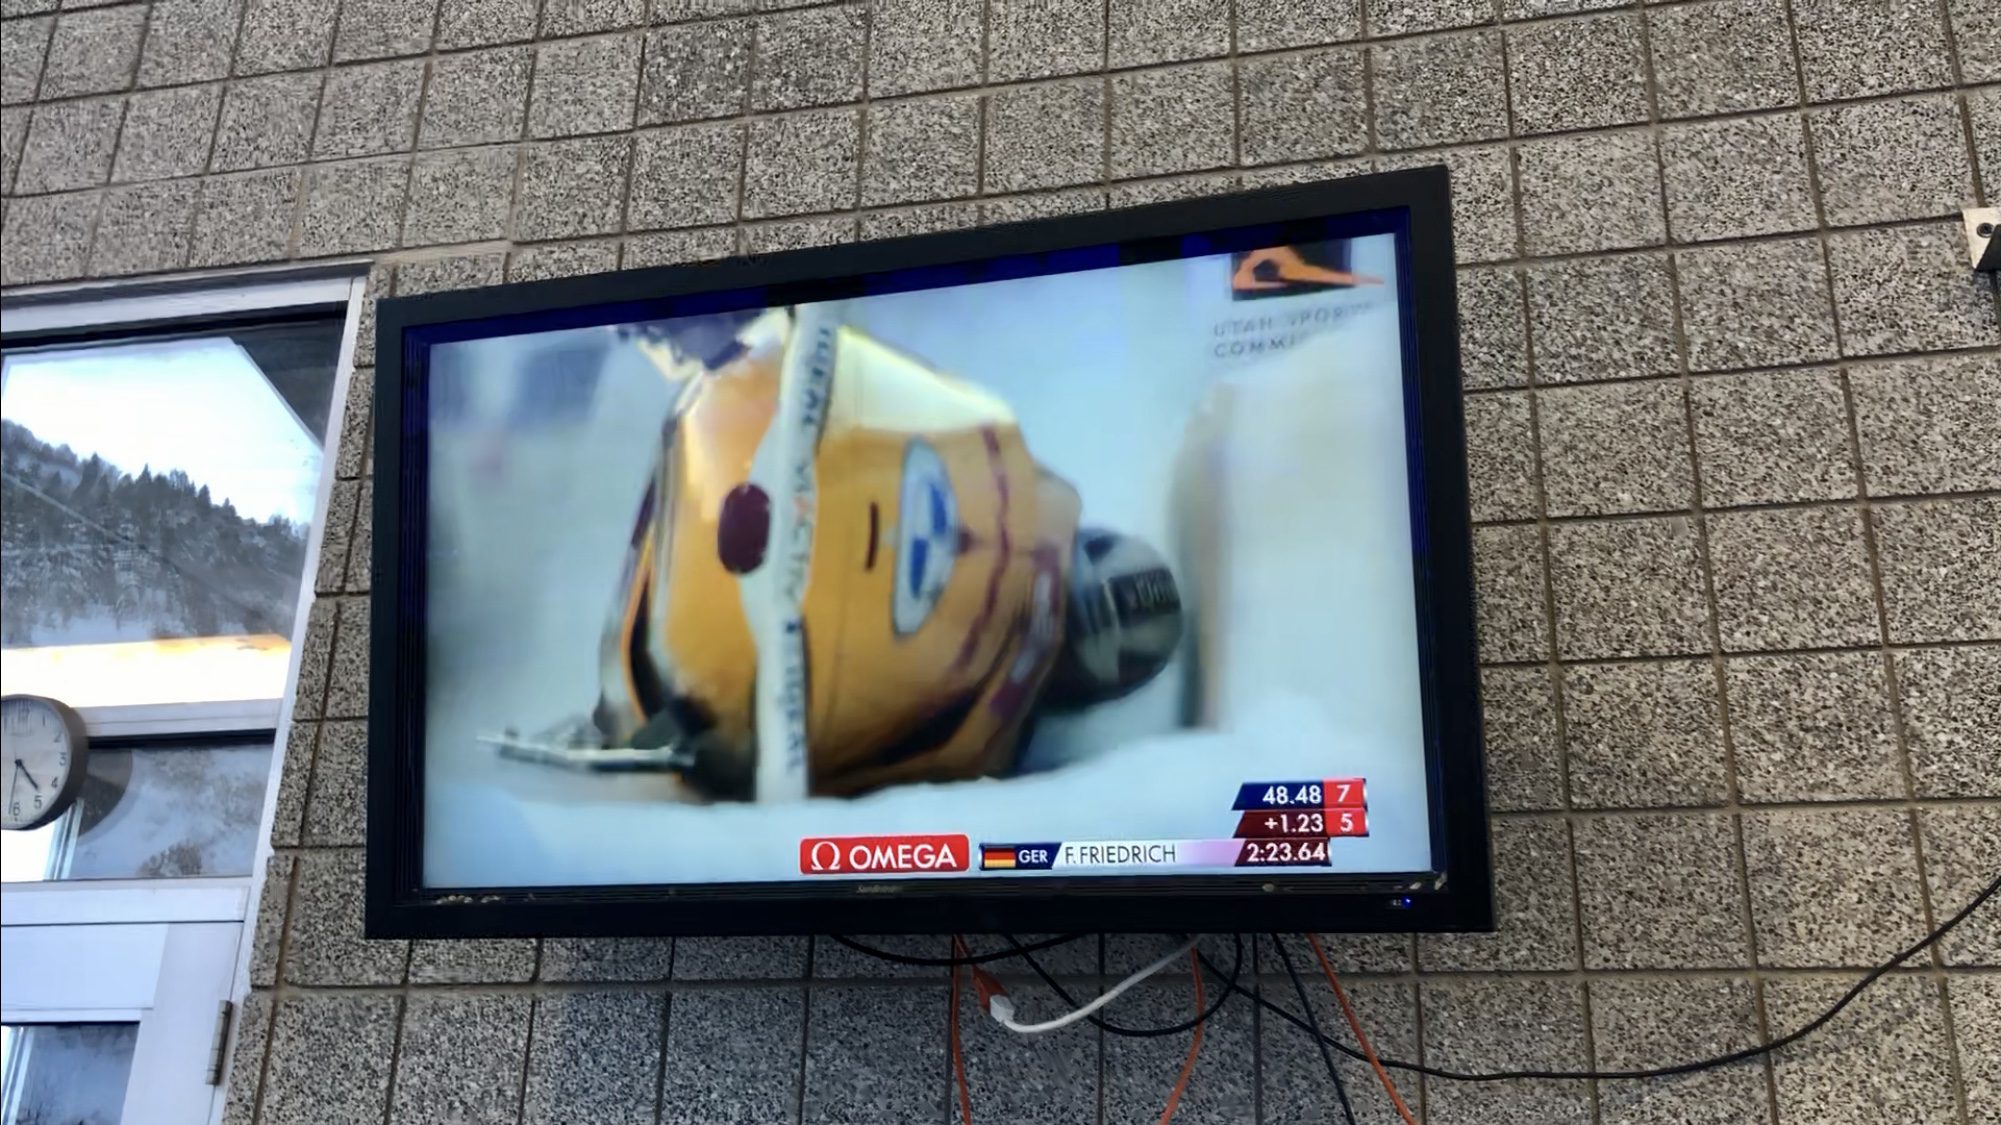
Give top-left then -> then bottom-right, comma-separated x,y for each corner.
13,759 -> 40,792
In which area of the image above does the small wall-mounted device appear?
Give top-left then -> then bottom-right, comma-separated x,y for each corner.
1968,207 -> 2001,272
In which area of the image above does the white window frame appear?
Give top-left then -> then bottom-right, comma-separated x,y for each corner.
1,267 -> 368,1125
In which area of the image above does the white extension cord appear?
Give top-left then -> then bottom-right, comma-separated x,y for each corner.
985,937 -> 1198,1035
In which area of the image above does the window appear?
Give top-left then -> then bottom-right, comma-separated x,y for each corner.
0,1023 -> 139,1125
0,736 -> 274,883
2,301 -> 347,885
1,317 -> 343,723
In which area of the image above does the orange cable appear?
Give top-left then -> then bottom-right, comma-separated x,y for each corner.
1156,949 -> 1207,1125
948,935 -> 973,1125
1305,934 -> 1419,1125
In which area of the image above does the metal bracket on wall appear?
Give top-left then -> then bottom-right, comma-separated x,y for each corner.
1967,207 -> 2001,272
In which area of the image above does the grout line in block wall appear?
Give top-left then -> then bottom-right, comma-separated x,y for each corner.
288,0 -> 358,258
971,84 -> 988,201
1934,0 -> 1968,90
1462,339 -> 2001,397
1962,94 -> 1994,211
19,3 -> 52,103
509,0 -> 550,246
1247,935 -> 1265,1125
241,852 -> 302,1125
512,977 -> 541,1123
390,0 -> 451,249
76,0 -> 156,278
75,100 -> 129,277
178,84 -> 227,211
941,963 -> 957,1125
1565,815 -> 1603,1125
795,935 -> 818,1121
1407,969 -> 1429,1125
247,960 -> 2001,1004
978,0 -> 991,87
848,0 -> 871,244
377,949 -> 413,1125
1358,0 -> 1380,158
1933,0 -> 1994,211
727,18 -> 756,256
1097,0 -> 1109,189
1470,485 -> 2001,529
649,974 -> 672,1125
292,695 -> 335,849
122,0 -> 156,98
1489,793 -> 2001,819
1936,973 -> 1976,1125
1225,0 -> 1241,172
1091,931 -> 1107,1125
792,969 -> 814,1123
610,84 -> 643,245
199,0 -> 260,178
1475,636 -> 2001,676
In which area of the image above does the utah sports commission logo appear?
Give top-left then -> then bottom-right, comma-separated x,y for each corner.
1229,244 -> 1381,300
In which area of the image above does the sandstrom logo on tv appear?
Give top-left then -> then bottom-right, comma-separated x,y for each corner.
1228,244 -> 1384,300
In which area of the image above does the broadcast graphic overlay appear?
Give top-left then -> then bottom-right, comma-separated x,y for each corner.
785,778 -> 1374,878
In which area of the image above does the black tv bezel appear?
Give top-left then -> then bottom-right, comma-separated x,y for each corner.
366,166 -> 1492,939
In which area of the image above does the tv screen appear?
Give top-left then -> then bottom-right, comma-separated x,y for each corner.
367,168 -> 1491,937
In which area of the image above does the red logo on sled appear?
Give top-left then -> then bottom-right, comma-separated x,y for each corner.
718,483 -> 772,575
799,835 -> 971,875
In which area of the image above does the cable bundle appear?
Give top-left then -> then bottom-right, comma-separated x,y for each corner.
836,868 -> 1999,1120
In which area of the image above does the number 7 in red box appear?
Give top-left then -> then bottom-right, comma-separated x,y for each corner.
1322,778 -> 1367,809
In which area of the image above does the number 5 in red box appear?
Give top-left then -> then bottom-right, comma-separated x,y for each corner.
1328,808 -> 1369,838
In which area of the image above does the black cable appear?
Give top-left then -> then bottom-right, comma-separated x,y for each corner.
1003,932 -> 1244,1039
1268,934 -> 1358,1125
1202,869 -> 2000,1083
827,932 -> 1088,967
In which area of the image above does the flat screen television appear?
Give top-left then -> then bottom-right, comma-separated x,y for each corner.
366,167 -> 1492,938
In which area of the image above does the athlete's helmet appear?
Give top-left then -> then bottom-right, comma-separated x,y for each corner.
1048,528 -> 1183,706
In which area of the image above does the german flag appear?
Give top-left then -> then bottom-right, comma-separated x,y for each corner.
980,846 -> 1017,870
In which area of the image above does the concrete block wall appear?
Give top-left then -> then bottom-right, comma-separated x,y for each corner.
3,0 -> 1998,1120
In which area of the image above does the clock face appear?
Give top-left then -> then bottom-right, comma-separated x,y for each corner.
2,696 -> 88,832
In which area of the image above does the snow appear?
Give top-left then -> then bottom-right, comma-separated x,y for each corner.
429,687 -> 1425,885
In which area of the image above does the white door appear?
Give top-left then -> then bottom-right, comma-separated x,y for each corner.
2,884 -> 247,1125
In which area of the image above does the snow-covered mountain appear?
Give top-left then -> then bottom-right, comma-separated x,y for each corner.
1,419 -> 309,646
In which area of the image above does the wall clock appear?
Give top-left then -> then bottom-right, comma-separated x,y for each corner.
2,694 -> 90,832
